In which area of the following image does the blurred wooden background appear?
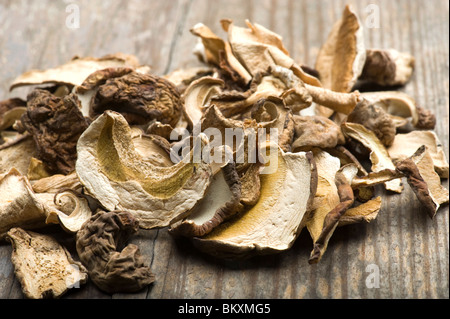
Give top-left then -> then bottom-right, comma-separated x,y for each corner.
0,0 -> 448,299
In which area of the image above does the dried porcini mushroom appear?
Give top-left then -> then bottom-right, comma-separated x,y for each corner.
169,161 -> 242,237
10,54 -> 140,91
222,19 -> 293,77
38,190 -> 92,233
315,4 -> 366,93
21,89 -> 89,175
395,146 -> 449,219
193,146 -> 318,258
90,72 -> 182,127
191,22 -> 252,85
6,227 -> 88,299
338,196 -> 382,226
292,115 -> 345,151
0,135 -> 38,176
347,98 -> 396,147
359,49 -> 415,87
75,111 -> 213,229
0,98 -> 27,131
182,76 -> 224,127
0,169 -> 48,239
76,210 -> 154,294
388,130 -> 449,178
342,122 -> 403,193
303,84 -> 361,115
309,164 -> 358,264
360,91 -> 436,130
305,150 -> 342,259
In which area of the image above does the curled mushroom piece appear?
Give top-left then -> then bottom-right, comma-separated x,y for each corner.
0,169 -> 48,239
76,210 -> 155,294
315,4 -> 366,94
0,98 -> 27,132
309,164 -> 358,264
347,98 -> 396,147
75,111 -> 213,229
305,150 -> 341,257
360,91 -> 436,130
169,161 -> 242,237
338,196 -> 382,226
360,49 -> 415,87
190,22 -> 252,85
21,89 -> 89,175
182,76 -> 224,127
395,146 -> 449,219
193,145 -> 318,259
388,130 -> 449,178
36,190 -> 92,233
342,122 -> 403,193
6,227 -> 88,299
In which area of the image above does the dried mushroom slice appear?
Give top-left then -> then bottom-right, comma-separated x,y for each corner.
21,89 -> 89,175
309,164 -> 358,264
315,4 -> 366,93
7,228 -> 88,299
292,115 -> 345,151
342,122 -> 403,193
222,19 -> 293,77
360,49 -> 415,87
31,172 -> 81,194
305,150 -> 341,255
347,98 -> 396,147
75,111 -> 213,229
169,161 -> 242,237
360,91 -> 436,130
396,146 -> 449,219
0,98 -> 27,131
10,54 -> 140,91
193,146 -> 318,258
76,210 -> 155,294
0,168 -> 48,239
388,130 -> 448,178
338,196 -> 382,226
0,135 -> 37,176
36,190 -> 92,233
90,72 -> 182,127
182,76 -> 224,127
250,96 -> 294,152
410,146 -> 449,207
191,22 -> 252,84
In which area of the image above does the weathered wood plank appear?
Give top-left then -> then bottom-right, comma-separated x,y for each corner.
0,0 -> 448,299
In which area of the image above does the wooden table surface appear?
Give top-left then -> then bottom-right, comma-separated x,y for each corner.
0,0 -> 448,299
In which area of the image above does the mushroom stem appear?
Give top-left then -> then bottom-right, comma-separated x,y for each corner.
304,84 -> 360,115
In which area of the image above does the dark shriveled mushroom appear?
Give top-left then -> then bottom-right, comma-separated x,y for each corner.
90,72 -> 182,127
76,210 -> 155,294
20,89 -> 89,175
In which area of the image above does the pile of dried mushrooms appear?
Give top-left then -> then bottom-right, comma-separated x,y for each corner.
0,5 -> 448,298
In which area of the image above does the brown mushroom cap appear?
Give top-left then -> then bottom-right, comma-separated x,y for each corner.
76,210 -> 155,294
90,72 -> 182,127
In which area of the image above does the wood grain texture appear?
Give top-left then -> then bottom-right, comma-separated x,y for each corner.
0,0 -> 448,299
